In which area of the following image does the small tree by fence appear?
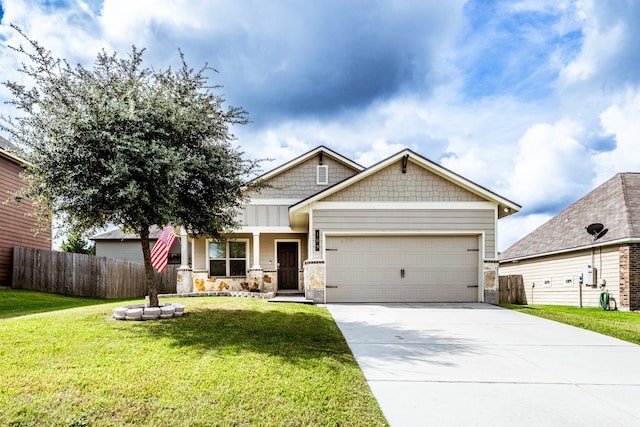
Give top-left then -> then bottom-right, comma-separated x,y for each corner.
499,275 -> 527,304
12,246 -> 176,298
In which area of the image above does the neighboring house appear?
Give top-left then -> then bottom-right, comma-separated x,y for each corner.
91,227 -> 182,265
176,146 -> 520,304
499,173 -> 640,310
0,137 -> 51,286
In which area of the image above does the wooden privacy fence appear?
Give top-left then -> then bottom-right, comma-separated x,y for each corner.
498,274 -> 526,304
12,246 -> 177,298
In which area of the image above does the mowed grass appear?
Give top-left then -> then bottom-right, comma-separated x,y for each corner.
0,289 -> 387,426
0,288 -> 123,319
502,304 -> 640,345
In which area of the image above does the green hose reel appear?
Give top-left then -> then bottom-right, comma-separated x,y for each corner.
599,291 -> 610,310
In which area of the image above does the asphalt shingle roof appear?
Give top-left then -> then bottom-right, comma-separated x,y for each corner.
91,226 -> 164,241
500,172 -> 640,261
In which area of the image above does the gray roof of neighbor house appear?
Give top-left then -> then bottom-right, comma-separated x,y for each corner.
500,172 -> 640,262
91,226 -> 165,241
0,136 -> 13,150
0,136 -> 28,165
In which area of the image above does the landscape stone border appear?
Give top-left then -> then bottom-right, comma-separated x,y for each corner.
112,303 -> 185,321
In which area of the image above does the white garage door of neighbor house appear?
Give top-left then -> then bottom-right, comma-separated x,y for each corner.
325,235 -> 479,303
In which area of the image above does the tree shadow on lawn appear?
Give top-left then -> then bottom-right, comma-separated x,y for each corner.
121,301 -> 484,368
121,304 -> 355,364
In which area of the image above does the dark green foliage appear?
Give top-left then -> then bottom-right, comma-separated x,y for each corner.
60,232 -> 95,255
2,26 -> 262,305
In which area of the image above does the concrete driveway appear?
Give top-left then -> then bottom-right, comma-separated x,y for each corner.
327,303 -> 640,427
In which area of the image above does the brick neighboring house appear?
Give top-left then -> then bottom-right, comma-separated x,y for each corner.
499,173 -> 640,310
0,137 -> 51,286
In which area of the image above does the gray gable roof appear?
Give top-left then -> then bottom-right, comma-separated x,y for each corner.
91,226 -> 164,241
500,173 -> 640,262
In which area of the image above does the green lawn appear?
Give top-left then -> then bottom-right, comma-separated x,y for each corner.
0,289 -> 126,319
502,304 -> 640,345
0,289 -> 387,426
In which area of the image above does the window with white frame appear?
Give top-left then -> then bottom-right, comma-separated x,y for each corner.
543,278 -> 552,287
209,240 -> 248,276
317,165 -> 328,185
564,277 -> 574,286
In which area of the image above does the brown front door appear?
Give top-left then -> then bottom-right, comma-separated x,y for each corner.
277,242 -> 298,290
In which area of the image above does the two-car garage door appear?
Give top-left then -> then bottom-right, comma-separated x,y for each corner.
325,235 -> 479,303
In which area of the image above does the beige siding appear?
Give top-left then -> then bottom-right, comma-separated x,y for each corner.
192,237 -> 208,270
242,205 -> 290,227
249,154 -> 359,200
313,209 -> 495,258
324,159 -> 485,202
499,246 -> 620,308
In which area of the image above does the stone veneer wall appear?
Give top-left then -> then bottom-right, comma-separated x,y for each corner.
186,270 -> 280,293
619,243 -> 640,310
304,260 -> 325,303
324,159 -> 485,202
484,260 -> 499,305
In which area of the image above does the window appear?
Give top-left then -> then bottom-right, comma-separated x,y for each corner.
209,240 -> 248,276
543,278 -> 552,287
317,165 -> 328,185
564,277 -> 574,286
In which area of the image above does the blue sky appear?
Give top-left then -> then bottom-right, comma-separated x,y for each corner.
0,0 -> 639,251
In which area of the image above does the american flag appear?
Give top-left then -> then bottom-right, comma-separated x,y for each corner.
150,226 -> 177,272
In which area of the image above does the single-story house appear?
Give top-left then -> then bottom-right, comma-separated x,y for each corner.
0,137 -> 51,286
499,172 -> 640,310
175,146 -> 520,304
91,227 -> 182,265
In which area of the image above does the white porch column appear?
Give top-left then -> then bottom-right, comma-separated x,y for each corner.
252,232 -> 261,269
248,232 -> 264,292
179,227 -> 189,269
176,227 -> 193,294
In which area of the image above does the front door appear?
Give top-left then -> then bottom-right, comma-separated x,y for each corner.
277,242 -> 298,290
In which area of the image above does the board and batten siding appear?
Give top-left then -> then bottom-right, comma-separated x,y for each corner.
312,209 -> 495,258
241,204 -> 290,227
499,246 -> 620,308
0,155 -> 51,286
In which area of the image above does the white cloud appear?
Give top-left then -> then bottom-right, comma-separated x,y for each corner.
503,120 -> 594,211
355,139 -> 407,167
596,89 -> 640,182
498,213 -> 553,252
2,0 -> 105,63
1,0 -> 639,251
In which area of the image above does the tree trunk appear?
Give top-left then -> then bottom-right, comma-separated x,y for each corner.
140,227 -> 159,307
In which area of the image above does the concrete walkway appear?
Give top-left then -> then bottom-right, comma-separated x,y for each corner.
327,303 -> 640,427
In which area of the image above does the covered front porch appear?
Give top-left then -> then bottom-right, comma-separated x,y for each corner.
175,228 -> 310,296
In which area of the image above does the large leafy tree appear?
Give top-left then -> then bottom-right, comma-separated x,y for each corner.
2,26 -> 261,306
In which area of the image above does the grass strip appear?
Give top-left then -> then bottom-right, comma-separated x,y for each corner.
502,304 -> 640,345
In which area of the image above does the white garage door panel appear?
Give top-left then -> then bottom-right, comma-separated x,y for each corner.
326,235 -> 479,303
